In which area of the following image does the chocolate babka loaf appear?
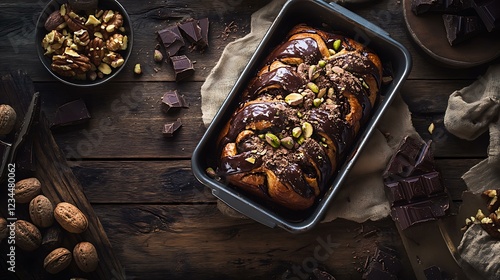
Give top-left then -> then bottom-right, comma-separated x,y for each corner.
217,24 -> 383,210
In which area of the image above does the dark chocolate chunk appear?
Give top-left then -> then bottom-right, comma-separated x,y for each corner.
473,0 -> 500,32
197,18 -> 210,48
157,25 -> 185,57
51,99 -> 91,128
170,55 -> 195,81
383,136 -> 434,180
391,196 -> 450,230
443,14 -> 486,46
411,0 -> 472,15
178,19 -> 206,48
162,118 -> 182,137
161,90 -> 188,113
363,246 -> 401,280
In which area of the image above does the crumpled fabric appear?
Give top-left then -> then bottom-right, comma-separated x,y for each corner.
201,0 -> 420,223
444,64 -> 500,194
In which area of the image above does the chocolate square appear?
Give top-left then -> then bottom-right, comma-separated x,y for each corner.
161,90 -> 188,113
178,19 -> 205,48
51,99 -> 91,128
197,18 -> 210,48
162,118 -> 182,137
170,55 -> 195,81
157,25 -> 185,57
443,14 -> 486,46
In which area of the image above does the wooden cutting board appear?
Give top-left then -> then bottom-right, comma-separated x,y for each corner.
0,71 -> 125,279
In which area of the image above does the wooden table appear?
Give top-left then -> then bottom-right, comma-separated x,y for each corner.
1,0 -> 496,279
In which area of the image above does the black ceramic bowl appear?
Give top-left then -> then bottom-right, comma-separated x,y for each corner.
36,0 -> 133,87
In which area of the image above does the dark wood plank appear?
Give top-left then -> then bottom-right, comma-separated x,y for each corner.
35,79 -> 490,159
94,204 -> 416,280
68,158 -> 477,204
0,0 -> 493,82
0,71 -> 125,279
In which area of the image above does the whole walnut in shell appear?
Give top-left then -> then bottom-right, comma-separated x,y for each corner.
0,104 -> 17,135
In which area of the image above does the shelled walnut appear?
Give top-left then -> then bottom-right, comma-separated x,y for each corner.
41,2 -> 128,81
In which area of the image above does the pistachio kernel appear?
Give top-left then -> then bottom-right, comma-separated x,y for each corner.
328,49 -> 336,56
284,93 -> 304,106
333,39 -> 342,51
205,167 -> 217,178
265,133 -> 281,148
317,88 -> 327,99
307,82 -> 319,94
280,137 -> 294,149
302,122 -> 313,138
258,134 -> 265,140
297,135 -> 305,145
318,60 -> 326,68
327,87 -> 335,98
313,98 -> 323,107
297,111 -> 304,118
292,127 -> 302,138
308,65 -> 317,81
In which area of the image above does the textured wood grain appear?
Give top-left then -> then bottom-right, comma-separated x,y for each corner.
94,204 -> 416,280
0,71 -> 124,280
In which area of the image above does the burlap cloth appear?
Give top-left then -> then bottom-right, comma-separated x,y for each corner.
444,64 -> 500,279
201,0 -> 420,223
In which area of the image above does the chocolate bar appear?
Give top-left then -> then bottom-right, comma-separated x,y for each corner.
443,14 -> 486,46
383,136 -> 450,230
363,246 -> 402,280
383,136 -> 434,180
161,90 -> 188,113
157,25 -> 185,57
162,118 -> 182,137
51,99 -> 91,128
170,55 -> 195,81
473,0 -> 500,32
391,196 -> 450,230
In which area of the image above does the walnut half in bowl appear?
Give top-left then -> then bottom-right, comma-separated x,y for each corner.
36,0 -> 133,87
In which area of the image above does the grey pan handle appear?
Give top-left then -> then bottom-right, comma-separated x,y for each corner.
212,189 -> 278,228
325,1 -> 391,38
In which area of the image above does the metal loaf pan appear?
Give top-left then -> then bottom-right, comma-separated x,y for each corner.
192,0 -> 412,233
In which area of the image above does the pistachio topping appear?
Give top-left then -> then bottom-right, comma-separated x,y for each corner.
265,133 -> 281,148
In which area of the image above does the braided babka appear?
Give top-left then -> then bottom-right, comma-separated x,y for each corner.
217,24 -> 383,210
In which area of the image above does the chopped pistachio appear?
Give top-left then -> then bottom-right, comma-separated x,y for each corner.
285,93 -> 304,106
245,157 -> 256,164
307,82 -> 319,94
292,127 -> 302,138
302,122 -> 313,138
318,60 -> 326,68
333,39 -> 342,51
265,133 -> 281,148
280,137 -> 294,149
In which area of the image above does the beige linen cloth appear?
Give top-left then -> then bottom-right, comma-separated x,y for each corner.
444,64 -> 500,279
201,0 -> 420,223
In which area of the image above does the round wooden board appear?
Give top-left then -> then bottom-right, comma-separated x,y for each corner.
403,0 -> 500,68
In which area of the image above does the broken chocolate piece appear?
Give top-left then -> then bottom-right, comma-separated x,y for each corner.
383,136 -> 434,180
411,0 -> 472,15
51,99 -> 91,128
363,246 -> 402,280
473,0 -> 500,32
385,171 -> 445,206
162,118 -> 182,137
178,19 -> 207,48
197,18 -> 210,48
443,14 -> 486,46
157,25 -> 185,57
170,55 -> 195,81
424,266 -> 453,280
391,196 -> 450,230
161,90 -> 188,113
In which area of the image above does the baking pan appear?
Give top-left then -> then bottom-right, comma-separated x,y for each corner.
192,0 -> 412,233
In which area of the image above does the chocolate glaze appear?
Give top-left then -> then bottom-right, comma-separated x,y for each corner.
245,67 -> 305,101
307,108 -> 354,163
217,24 -> 382,210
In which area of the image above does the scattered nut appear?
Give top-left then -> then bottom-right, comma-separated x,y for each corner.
98,62 -> 112,75
14,177 -> 42,203
54,202 -> 89,234
0,104 -> 17,135
284,93 -> 304,106
154,49 -> 163,63
134,63 -> 142,75
265,133 -> 281,148
29,195 -> 55,228
44,247 -> 72,274
15,220 -> 42,251
302,122 -> 314,138
73,241 -> 99,272
44,10 -> 65,31
0,217 -> 7,241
